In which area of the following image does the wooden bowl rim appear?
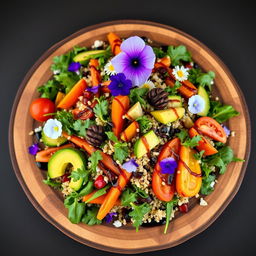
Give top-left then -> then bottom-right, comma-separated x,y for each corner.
9,20 -> 251,254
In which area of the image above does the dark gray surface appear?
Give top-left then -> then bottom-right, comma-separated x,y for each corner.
1,0 -> 255,255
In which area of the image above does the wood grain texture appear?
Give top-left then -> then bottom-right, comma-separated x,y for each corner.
9,20 -> 251,254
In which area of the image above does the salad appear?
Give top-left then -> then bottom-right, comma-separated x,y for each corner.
28,32 -> 243,233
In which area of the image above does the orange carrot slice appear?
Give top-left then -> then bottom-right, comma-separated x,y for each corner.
82,191 -> 121,205
120,121 -> 139,142
107,32 -> 122,55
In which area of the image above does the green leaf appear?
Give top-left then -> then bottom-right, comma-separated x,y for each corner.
164,198 -> 178,234
37,79 -> 61,100
136,116 -> 152,134
82,206 -> 102,225
93,98 -> 109,122
196,71 -> 215,91
73,119 -> 94,137
88,150 -> 103,172
65,197 -> 85,224
43,175 -> 61,189
54,72 -> 80,93
69,167 -> 89,183
121,188 -> 137,206
55,110 -> 75,135
78,181 -> 94,197
167,45 -> 192,66
188,68 -> 202,84
200,174 -> 216,195
182,135 -> 202,148
83,184 -> 111,203
129,88 -> 149,107
132,185 -> 148,199
208,100 -> 239,123
105,131 -> 119,143
153,47 -> 165,58
194,150 -> 205,160
164,81 -> 182,95
129,202 -> 151,232
175,129 -> 188,143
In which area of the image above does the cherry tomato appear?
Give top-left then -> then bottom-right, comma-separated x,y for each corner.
188,127 -> 218,156
29,98 -> 55,122
94,175 -> 107,189
194,117 -> 227,143
152,138 -> 180,202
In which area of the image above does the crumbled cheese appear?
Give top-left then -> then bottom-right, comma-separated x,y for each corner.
215,96 -> 219,101
28,130 -> 34,136
92,40 -> 104,49
200,198 -> 208,206
113,220 -> 122,228
195,193 -> 200,198
210,181 -> 215,187
34,126 -> 42,132
231,131 -> 236,137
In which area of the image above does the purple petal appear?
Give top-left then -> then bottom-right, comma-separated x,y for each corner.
87,85 -> 100,93
68,62 -> 81,72
105,212 -> 117,223
122,159 -> 138,173
111,52 -> 130,73
109,73 -> 132,96
28,143 -> 39,155
159,157 -> 177,175
139,45 -> 156,69
222,125 -> 230,137
123,66 -> 152,86
120,36 -> 145,56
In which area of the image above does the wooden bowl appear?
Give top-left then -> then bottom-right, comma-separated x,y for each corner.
9,20 -> 251,254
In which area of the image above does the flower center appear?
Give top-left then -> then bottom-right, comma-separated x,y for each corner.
118,83 -> 123,88
131,58 -> 139,67
177,70 -> 184,77
53,126 -> 59,132
109,64 -> 115,71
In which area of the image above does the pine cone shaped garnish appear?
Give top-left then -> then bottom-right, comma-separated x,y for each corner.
86,125 -> 105,147
147,88 -> 169,109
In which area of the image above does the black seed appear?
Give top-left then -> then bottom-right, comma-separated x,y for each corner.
142,218 -> 166,227
34,132 -> 41,141
150,156 -> 157,166
161,45 -> 168,52
194,63 -> 200,69
167,174 -> 174,184
36,162 -> 48,170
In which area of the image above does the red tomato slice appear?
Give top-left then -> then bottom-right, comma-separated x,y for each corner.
152,138 -> 180,202
188,127 -> 218,156
194,117 -> 227,143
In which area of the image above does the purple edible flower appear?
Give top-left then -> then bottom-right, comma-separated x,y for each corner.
222,125 -> 230,137
159,157 -> 178,175
87,85 -> 100,94
111,36 -> 155,86
105,212 -> 117,223
109,73 -> 132,96
68,62 -> 81,72
121,159 -> 138,173
28,143 -> 39,155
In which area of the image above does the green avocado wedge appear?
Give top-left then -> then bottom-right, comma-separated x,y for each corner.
73,49 -> 106,63
197,86 -> 210,116
48,148 -> 87,191
41,131 -> 67,147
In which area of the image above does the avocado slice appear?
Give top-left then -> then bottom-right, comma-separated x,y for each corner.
197,86 -> 210,116
41,131 -> 67,147
151,107 -> 185,124
48,148 -> 87,191
168,95 -> 182,108
124,102 -> 143,120
73,49 -> 106,63
134,130 -> 160,158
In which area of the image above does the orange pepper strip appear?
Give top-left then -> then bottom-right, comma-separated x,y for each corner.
120,121 -> 139,142
101,80 -> 111,93
97,169 -> 132,220
62,132 -> 120,176
82,191 -> 121,205
57,79 -> 87,109
35,144 -> 74,162
107,32 -> 122,55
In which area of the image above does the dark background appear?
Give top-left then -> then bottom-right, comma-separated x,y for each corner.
1,0 -> 255,255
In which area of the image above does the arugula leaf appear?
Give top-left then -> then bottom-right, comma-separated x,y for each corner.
129,88 -> 149,106
83,185 -> 110,203
105,131 -> 129,164
43,175 -> 61,189
93,98 -> 109,122
153,47 -> 165,58
55,110 -> 75,135
69,167 -> 89,183
73,119 -> 94,137
200,174 -> 216,195
88,150 -> 103,172
167,45 -> 192,66
121,188 -> 137,206
208,100 -> 239,123
188,68 -> 201,84
164,81 -> 181,95
136,116 -> 152,134
78,181 -> 94,197
132,184 -> 148,199
182,135 -> 201,148
164,197 -> 178,234
54,72 -> 80,93
196,71 -> 215,91
64,197 -> 85,224
82,206 -> 102,225
129,202 -> 151,232
175,129 -> 188,143
194,150 -> 205,160
37,80 -> 60,100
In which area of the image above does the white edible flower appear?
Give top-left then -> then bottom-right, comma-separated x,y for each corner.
200,198 -> 208,206
104,61 -> 117,76
92,40 -> 104,49
113,220 -> 122,228
43,119 -> 62,139
188,95 -> 205,114
172,65 -> 189,81
139,80 -> 155,89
